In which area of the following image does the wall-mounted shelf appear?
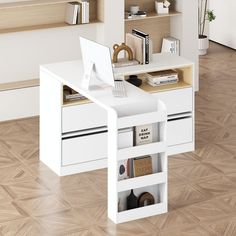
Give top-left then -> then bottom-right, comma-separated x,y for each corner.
125,11 -> 181,22
0,0 -> 103,34
0,79 -> 39,92
0,20 -> 102,34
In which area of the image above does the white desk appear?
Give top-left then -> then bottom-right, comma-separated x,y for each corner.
40,54 -> 194,223
40,58 -> 169,223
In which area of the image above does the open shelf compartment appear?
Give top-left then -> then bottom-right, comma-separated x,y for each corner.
117,183 -> 167,223
0,0 -> 104,34
118,151 -> 167,192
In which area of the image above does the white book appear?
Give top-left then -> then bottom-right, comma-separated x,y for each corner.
65,2 -> 79,25
77,4 -> 81,24
161,37 -> 180,55
80,1 -> 89,24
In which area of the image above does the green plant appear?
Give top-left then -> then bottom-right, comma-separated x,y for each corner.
198,0 -> 216,37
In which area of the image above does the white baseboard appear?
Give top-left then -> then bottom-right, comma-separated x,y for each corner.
0,86 -> 39,122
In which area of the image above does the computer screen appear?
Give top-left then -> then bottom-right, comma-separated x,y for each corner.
80,37 -> 115,89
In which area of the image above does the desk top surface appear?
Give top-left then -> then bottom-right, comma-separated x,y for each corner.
40,53 -> 193,113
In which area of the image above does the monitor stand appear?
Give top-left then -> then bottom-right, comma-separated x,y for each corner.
82,61 -> 94,90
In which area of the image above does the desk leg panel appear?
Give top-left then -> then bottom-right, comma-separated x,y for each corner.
40,70 -> 62,175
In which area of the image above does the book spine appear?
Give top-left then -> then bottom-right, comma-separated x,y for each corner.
86,2 -> 89,23
132,32 -> 145,64
77,4 -> 81,24
132,29 -> 149,64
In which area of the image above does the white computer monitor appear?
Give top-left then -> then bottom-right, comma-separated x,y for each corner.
79,37 -> 115,89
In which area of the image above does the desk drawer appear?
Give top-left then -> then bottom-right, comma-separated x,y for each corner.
167,117 -> 193,146
62,103 -> 107,133
62,128 -> 133,166
62,131 -> 107,166
152,88 -> 192,115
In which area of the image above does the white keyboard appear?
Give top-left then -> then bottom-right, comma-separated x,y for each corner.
112,79 -> 127,97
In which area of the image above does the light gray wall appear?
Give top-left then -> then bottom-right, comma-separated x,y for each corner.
209,0 -> 236,49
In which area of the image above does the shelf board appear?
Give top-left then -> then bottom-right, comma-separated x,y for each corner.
0,20 -> 102,34
0,0 -> 72,9
62,98 -> 92,107
125,11 -> 181,22
118,172 -> 167,192
117,141 -> 166,161
139,80 -> 192,93
0,79 -> 39,92
117,202 -> 167,224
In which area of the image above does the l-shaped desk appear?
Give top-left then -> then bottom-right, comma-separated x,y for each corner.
40,53 -> 194,223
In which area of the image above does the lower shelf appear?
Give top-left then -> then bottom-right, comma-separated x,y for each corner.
116,202 -> 167,223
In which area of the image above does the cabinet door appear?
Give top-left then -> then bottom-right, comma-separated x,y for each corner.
152,88 -> 193,115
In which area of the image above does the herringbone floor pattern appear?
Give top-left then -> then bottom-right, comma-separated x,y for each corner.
0,42 -> 236,235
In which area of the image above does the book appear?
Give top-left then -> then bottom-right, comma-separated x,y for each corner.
81,0 -> 89,23
132,29 -> 149,64
133,156 -> 152,177
125,33 -> 143,64
65,2 -> 79,25
161,37 -> 180,55
135,124 -> 153,146
147,70 -> 179,87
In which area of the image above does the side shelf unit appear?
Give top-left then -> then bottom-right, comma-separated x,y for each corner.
0,0 -> 104,34
107,101 -> 167,223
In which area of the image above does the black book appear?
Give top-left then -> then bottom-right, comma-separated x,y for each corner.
132,29 -> 149,64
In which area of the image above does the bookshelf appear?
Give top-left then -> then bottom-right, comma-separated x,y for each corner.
108,104 -> 167,223
0,0 -> 104,34
124,0 -> 182,53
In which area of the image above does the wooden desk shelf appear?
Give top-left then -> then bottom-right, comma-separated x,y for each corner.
0,0 -> 104,34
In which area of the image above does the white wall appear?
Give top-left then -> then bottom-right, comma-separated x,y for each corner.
171,0 -> 199,91
0,25 -> 99,83
209,0 -> 236,49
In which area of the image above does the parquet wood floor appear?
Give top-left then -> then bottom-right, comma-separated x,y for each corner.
0,42 -> 235,235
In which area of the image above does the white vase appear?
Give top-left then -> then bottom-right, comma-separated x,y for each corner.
198,36 -> 209,55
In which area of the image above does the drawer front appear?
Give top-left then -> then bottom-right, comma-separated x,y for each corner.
62,129 -> 133,166
62,103 -> 107,133
167,117 -> 193,146
62,132 -> 107,166
152,88 -> 192,115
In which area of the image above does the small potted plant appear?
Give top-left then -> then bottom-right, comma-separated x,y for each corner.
198,0 -> 216,55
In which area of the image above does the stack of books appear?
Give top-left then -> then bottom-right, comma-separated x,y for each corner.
63,86 -> 86,102
146,70 -> 179,87
126,29 -> 150,64
65,1 -> 89,25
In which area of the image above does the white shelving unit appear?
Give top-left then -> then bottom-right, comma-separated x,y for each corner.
108,102 -> 167,223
